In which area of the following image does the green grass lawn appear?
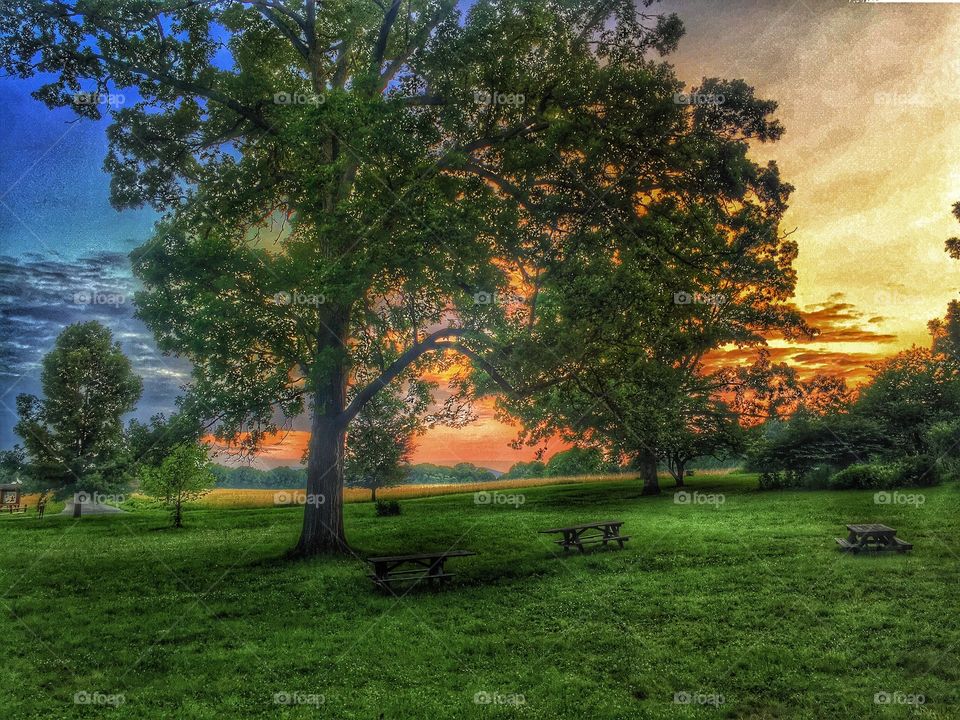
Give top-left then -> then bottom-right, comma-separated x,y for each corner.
1,474 -> 958,719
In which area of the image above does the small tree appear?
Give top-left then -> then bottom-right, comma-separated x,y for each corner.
662,402 -> 745,488
139,443 -> 215,528
345,385 -> 425,502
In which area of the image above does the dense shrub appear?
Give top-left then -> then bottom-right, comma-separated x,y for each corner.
827,463 -> 895,490
823,456 -> 941,490
374,500 -> 401,517
757,471 -> 791,490
758,457 -> 943,491
892,455 -> 941,487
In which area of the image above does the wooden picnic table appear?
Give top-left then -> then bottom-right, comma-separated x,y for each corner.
539,520 -> 629,552
836,524 -> 912,553
366,550 -> 476,591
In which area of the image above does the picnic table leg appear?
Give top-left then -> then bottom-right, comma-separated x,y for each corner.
427,559 -> 444,590
613,525 -> 625,549
574,530 -> 585,553
372,562 -> 387,591
845,531 -> 865,552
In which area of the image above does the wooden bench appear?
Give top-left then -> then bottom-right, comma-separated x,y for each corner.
539,520 -> 629,552
366,550 -> 477,592
836,524 -> 912,553
1,504 -> 26,515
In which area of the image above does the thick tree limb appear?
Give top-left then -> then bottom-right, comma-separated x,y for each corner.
338,326 -> 468,425
440,342 -> 575,400
252,1 -> 311,62
371,0 -> 404,75
376,0 -> 457,92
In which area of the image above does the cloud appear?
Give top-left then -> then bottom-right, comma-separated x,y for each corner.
0,252 -> 190,446
798,297 -> 899,344
706,293 -> 906,384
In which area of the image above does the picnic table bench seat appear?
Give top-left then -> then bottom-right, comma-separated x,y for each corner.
2,504 -> 26,514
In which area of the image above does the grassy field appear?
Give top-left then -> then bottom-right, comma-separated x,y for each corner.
196,472 -> 659,507
1,473 -> 957,719
20,472 -> 666,511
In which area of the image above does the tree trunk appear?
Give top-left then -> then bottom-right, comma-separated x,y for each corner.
638,447 -> 660,496
174,499 -> 182,528
670,457 -> 685,488
295,310 -> 350,556
73,497 -> 82,518
371,486 -> 377,503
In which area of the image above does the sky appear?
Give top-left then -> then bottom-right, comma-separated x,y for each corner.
1,0 -> 958,471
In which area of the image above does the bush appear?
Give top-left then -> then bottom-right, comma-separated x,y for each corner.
758,466 -> 835,490
825,456 -> 942,490
374,500 -> 401,516
758,471 -> 791,490
892,455 -> 941,487
827,463 -> 894,490
803,465 -> 835,489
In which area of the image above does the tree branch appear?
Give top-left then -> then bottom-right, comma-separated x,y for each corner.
376,0 -> 456,92
371,0 -> 404,75
252,1 -> 311,62
338,326 -> 468,425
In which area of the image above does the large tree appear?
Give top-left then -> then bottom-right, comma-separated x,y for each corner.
14,322 -> 142,516
486,77 -> 808,494
1,0 -> 803,551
